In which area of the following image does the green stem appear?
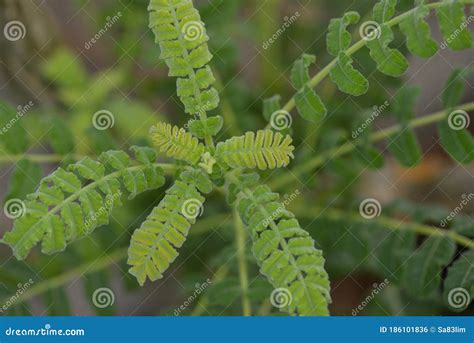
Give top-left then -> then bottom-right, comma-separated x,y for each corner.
271,101 -> 474,189
281,0 -> 474,113
0,248 -> 127,307
293,206 -> 474,250
233,207 -> 252,316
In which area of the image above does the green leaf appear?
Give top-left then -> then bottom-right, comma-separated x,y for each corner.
326,11 -> 360,56
263,95 -> 281,121
291,54 -> 316,90
404,236 -> 456,297
442,69 -> 472,109
188,116 -> 223,138
438,120 -> 474,163
436,1 -> 473,51
399,4 -> 438,58
295,86 -> 327,123
373,0 -> 397,23
6,159 -> 42,200
48,117 -> 75,155
329,52 -> 369,96
1,148 -> 165,260
444,250 -> 474,312
128,168 -> 212,285
215,130 -> 294,170
387,129 -> 422,167
367,25 -> 409,77
150,122 -> 206,165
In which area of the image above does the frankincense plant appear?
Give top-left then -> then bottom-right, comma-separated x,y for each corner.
1,0 -> 474,316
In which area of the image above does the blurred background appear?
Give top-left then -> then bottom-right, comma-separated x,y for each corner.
0,0 -> 473,316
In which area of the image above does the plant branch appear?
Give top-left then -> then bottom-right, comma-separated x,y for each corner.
281,0 -> 474,113
270,101 -> 474,189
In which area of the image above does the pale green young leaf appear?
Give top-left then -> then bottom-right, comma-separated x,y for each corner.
295,86 -> 327,123
291,54 -> 316,90
373,0 -> 397,23
329,52 -> 369,96
326,11 -> 360,56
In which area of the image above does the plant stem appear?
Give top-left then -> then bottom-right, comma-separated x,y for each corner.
0,248 -> 128,307
271,101 -> 474,189
281,0 -> 474,113
293,206 -> 474,250
233,206 -> 252,316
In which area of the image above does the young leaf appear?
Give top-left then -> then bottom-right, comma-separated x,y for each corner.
326,11 -> 360,56
188,116 -> 224,138
436,1 -> 473,51
291,54 -> 316,90
263,95 -> 282,121
215,130 -> 294,170
367,25 -> 409,77
373,0 -> 397,23
329,52 -> 369,96
399,3 -> 438,58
